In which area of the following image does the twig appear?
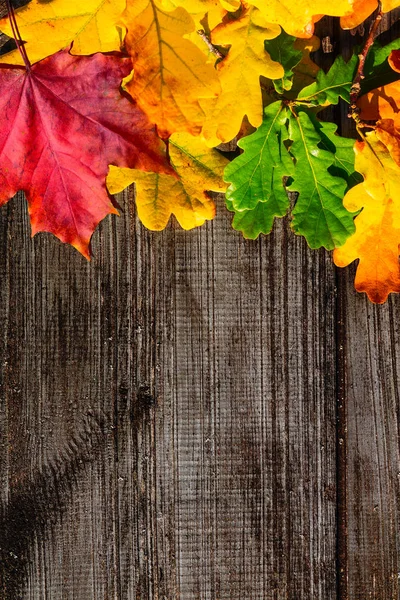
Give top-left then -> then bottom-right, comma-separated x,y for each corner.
5,0 -> 31,71
348,0 -> 383,121
197,29 -> 223,59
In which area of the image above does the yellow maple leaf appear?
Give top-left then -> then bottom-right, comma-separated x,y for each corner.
106,133 -> 229,230
121,0 -> 220,138
200,6 -> 283,147
333,123 -> 400,303
245,0 -> 354,37
0,0 -> 125,65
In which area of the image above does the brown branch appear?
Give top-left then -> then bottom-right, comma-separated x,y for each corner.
197,29 -> 223,59
348,0 -> 383,120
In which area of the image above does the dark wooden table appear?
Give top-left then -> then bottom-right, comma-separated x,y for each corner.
0,11 -> 400,600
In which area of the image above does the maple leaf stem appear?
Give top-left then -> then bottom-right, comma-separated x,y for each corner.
5,0 -> 31,71
349,1 -> 382,120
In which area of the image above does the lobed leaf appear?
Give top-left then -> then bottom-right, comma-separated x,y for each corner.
107,133 -> 229,230
0,0 -> 125,65
362,41 -> 400,96
200,5 -> 283,147
358,50 -> 400,123
334,123 -> 400,303
264,31 -> 303,94
288,110 -> 356,249
0,49 -> 171,257
244,0 -> 356,38
121,0 -> 220,138
297,54 -> 358,106
224,101 -> 292,238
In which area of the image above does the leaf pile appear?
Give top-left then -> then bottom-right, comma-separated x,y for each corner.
1,0 -> 400,302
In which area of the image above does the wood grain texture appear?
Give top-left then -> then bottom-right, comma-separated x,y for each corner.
0,11 -> 400,600
343,279 -> 400,600
0,189 -> 337,599
337,12 -> 400,598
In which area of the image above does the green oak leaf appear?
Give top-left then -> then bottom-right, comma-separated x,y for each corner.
296,54 -> 358,106
362,38 -> 400,95
223,101 -> 293,238
316,119 -> 363,189
288,109 -> 356,249
226,199 -> 287,239
264,31 -> 303,94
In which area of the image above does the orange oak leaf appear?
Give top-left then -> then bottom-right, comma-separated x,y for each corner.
121,0 -> 220,138
340,0 -> 400,30
333,122 -> 400,303
0,48 -> 171,257
340,0 -> 377,29
358,50 -> 400,124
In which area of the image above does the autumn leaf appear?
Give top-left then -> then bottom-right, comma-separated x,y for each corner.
121,0 -> 220,138
224,102 -> 358,245
263,33 -> 320,98
159,0 -> 221,11
288,110 -> 356,249
0,48 -> 171,257
341,0 -> 400,29
359,50 -> 400,122
340,0 -> 377,29
297,53 -> 358,106
362,38 -> 400,95
333,123 -> 400,303
0,0 -> 125,65
158,0 -> 239,21
264,30 -> 303,94
245,0 -> 354,37
159,0 -> 239,11
200,5 -> 283,147
289,35 -> 321,95
224,101 -> 292,238
107,133 -> 229,230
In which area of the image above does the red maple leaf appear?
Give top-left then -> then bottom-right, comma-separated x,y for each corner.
0,48 -> 172,257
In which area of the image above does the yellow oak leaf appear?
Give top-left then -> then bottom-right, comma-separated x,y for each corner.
159,0 -> 222,12
382,0 -> 400,10
0,0 -> 125,65
333,123 -> 400,303
245,0 -> 354,37
200,6 -> 283,147
106,132 -> 229,230
121,0 -> 220,138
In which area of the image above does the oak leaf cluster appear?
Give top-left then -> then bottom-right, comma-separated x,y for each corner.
0,0 -> 400,302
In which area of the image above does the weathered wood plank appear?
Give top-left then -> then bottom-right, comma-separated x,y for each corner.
0,189 -> 338,599
342,274 -> 400,600
337,12 -> 400,598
